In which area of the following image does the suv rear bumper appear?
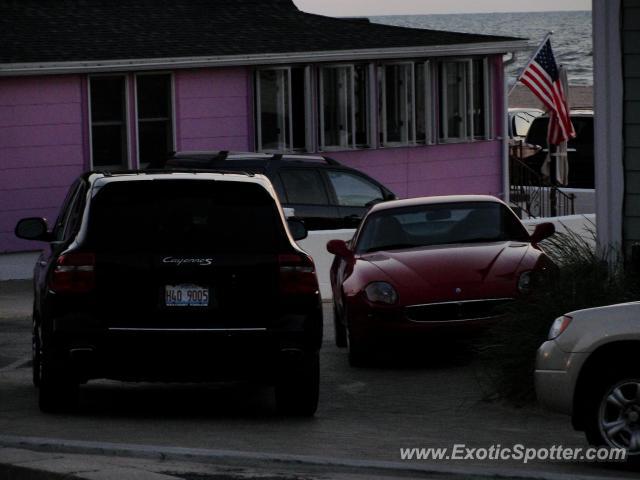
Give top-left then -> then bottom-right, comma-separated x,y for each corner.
47,312 -> 321,383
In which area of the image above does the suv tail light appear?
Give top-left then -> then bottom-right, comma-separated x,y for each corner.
278,253 -> 318,296
49,252 -> 96,294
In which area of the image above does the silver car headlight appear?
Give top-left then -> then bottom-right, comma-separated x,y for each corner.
548,315 -> 573,340
364,282 -> 398,305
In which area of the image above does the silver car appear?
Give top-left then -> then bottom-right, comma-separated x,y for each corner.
536,302 -> 640,455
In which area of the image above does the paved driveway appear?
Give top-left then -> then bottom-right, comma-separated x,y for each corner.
0,280 -> 635,479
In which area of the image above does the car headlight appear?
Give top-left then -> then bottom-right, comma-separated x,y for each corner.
364,282 -> 398,305
518,271 -> 533,294
548,315 -> 572,340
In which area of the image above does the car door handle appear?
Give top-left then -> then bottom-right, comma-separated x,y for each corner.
39,261 -> 47,267
344,214 -> 360,220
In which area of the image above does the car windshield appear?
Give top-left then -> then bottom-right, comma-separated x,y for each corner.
88,180 -> 286,253
356,202 -> 530,253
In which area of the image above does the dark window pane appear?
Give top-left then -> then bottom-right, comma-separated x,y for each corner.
322,67 -> 350,148
280,169 -> 328,205
90,76 -> 127,168
91,77 -> 125,122
328,170 -> 382,207
473,59 -> 486,138
446,63 -> 464,138
89,181 -> 285,254
139,122 -> 171,165
354,65 -> 369,146
137,74 -> 173,165
291,68 -> 307,150
137,74 -> 171,118
415,63 -> 427,142
383,64 -> 413,144
92,124 -> 126,167
258,70 -> 289,151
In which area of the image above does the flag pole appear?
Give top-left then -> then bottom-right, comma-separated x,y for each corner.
508,31 -> 554,97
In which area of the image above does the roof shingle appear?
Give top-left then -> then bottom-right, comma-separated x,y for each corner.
0,0 -> 520,65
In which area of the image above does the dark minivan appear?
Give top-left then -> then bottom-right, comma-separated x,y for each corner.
16,171 -> 322,415
157,151 -> 396,230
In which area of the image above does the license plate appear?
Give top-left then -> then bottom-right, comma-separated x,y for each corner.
165,284 -> 209,307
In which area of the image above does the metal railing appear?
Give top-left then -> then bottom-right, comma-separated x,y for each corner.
509,144 -> 575,218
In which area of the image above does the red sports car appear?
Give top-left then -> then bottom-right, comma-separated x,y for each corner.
327,195 -> 555,366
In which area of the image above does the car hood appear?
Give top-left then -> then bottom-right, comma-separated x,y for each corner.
358,241 -> 532,304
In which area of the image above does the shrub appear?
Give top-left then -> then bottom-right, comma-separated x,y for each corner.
477,226 -> 637,405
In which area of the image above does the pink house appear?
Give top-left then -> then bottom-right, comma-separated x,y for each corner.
0,0 -> 526,256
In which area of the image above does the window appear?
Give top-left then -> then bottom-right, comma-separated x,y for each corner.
327,170 -> 384,207
256,67 -> 308,152
380,63 -> 415,145
136,74 -> 174,167
319,65 -> 369,149
472,58 -> 490,139
438,59 -> 491,142
415,61 -> 433,144
90,76 -> 128,168
89,181 -> 285,254
279,169 -> 329,205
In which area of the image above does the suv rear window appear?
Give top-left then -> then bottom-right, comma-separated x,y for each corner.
88,180 -> 285,253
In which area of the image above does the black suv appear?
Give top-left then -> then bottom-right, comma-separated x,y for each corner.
16,171 -> 322,415
155,152 -> 396,230
523,111 -> 594,189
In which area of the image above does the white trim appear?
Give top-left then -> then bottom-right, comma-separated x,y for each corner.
380,61 -> 415,147
593,0 -> 624,258
87,73 -> 130,170
483,57 -> 492,140
0,41 -> 529,76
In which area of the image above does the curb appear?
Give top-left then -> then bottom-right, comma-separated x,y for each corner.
0,435 -> 629,480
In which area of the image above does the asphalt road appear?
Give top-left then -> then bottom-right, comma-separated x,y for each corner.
0,280 -> 636,479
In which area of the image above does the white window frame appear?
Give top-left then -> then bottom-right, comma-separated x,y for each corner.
256,66 -> 311,153
415,60 -> 435,145
133,71 -> 176,168
438,59 -> 472,143
379,62 -> 416,147
438,57 -> 492,143
319,64 -> 370,151
88,73 -> 131,170
472,57 -> 493,140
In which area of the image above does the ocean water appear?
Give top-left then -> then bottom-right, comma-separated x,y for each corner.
371,11 -> 593,86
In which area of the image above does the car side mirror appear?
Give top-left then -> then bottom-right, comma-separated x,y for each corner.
15,217 -> 51,241
530,222 -> 555,244
327,239 -> 353,258
287,218 -> 308,241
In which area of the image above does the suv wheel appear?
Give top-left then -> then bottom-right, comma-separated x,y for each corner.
38,341 -> 78,414
585,371 -> 640,456
333,305 -> 347,348
275,352 -> 319,417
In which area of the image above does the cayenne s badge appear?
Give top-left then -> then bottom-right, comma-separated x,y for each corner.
162,257 -> 213,267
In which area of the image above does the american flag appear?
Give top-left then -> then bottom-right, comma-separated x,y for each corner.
520,39 -> 575,145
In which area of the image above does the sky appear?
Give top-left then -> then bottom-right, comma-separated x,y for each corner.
293,0 -> 591,16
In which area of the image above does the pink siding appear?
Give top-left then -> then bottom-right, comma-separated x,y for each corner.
175,68 -> 252,151
0,75 -> 85,253
329,141 -> 503,199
